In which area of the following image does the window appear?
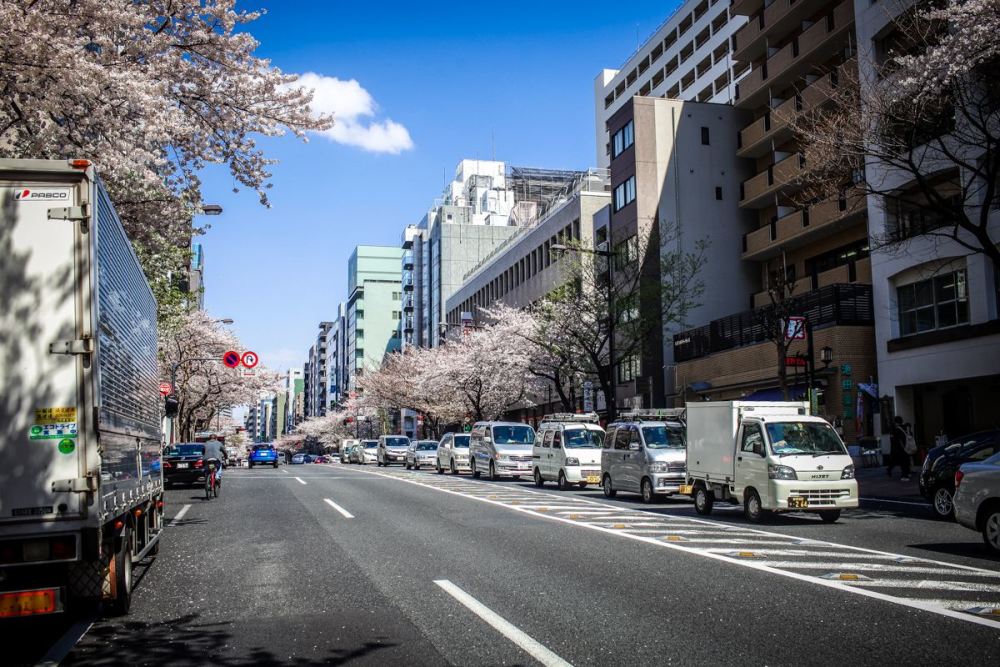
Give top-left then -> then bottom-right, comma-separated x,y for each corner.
552,431 -> 562,449
595,225 -> 608,247
741,423 -> 764,456
542,430 -> 553,448
611,120 -> 634,159
701,127 -> 710,145
614,175 -> 636,212
617,354 -> 641,383
715,186 -> 723,200
392,311 -> 401,320
614,427 -> 631,450
897,269 -> 969,336
614,235 -> 638,270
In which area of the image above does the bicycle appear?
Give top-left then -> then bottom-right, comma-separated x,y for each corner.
204,459 -> 221,500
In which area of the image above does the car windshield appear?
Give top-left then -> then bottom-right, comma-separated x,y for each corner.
563,428 -> 604,448
166,444 -> 204,456
642,426 -> 685,449
493,425 -> 535,444
386,437 -> 409,447
364,442 -> 378,449
417,442 -> 437,451
766,422 -> 847,456
453,435 -> 470,448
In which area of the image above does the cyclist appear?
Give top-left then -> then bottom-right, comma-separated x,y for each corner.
202,438 -> 226,485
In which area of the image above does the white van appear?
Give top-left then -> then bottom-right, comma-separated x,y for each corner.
532,413 -> 605,489
602,410 -> 687,503
436,432 -> 472,474
469,422 -> 536,480
683,401 -> 858,523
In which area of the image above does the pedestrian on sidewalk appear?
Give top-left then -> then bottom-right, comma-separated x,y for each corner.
886,416 -> 912,481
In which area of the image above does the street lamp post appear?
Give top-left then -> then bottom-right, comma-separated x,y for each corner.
550,243 -> 617,422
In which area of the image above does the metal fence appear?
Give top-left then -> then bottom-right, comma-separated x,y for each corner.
672,284 -> 873,363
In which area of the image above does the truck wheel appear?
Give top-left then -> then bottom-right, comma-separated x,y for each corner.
109,528 -> 133,616
489,461 -> 500,482
558,471 -> 571,491
694,486 -> 714,515
533,468 -> 545,487
603,474 -> 617,498
471,459 -> 481,479
819,510 -> 841,524
744,489 -> 767,523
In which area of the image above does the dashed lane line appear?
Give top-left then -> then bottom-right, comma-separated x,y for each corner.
342,466 -> 1000,630
323,498 -> 355,519
294,477 -> 306,485
167,504 -> 191,527
434,580 -> 572,667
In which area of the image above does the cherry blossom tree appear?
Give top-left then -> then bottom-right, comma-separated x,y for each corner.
160,311 -> 279,441
782,0 -> 1000,277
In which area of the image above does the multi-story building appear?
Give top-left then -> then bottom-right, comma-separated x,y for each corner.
346,245 -> 404,392
854,2 -> 1000,446
324,305 -> 347,411
283,368 -> 303,433
604,96 -> 757,411
304,322 -> 333,418
593,0 -> 748,169
404,160 -> 588,348
671,0 -> 876,442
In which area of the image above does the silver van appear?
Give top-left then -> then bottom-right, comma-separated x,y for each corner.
469,421 -> 536,480
436,432 -> 472,474
602,410 -> 687,503
377,435 -> 411,466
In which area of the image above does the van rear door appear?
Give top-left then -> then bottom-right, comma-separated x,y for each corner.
0,176 -> 88,523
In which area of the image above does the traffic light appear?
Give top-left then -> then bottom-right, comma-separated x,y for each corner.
164,394 -> 179,418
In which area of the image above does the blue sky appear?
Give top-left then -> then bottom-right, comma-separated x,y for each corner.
200,0 -> 683,372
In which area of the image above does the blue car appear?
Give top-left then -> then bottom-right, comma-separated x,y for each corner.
249,444 -> 279,468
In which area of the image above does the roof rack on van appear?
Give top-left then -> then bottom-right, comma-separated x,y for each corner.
617,408 -> 686,423
539,412 -> 601,424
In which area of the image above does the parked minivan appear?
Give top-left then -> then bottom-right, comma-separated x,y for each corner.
377,435 -> 411,466
532,413 -> 605,489
469,421 -> 536,480
436,432 -> 472,474
602,410 -> 687,503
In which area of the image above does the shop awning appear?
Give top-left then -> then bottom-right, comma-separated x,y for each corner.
743,384 -> 809,401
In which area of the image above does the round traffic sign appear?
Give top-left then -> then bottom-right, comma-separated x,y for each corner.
222,350 -> 240,368
241,351 -> 259,369
159,381 -> 173,396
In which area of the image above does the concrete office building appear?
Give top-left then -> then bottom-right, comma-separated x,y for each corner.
605,96 -> 757,410
304,321 -> 333,418
324,304 -> 347,411
346,245 -> 404,393
404,160 -> 587,348
283,369 -> 303,433
854,2 -> 1000,447
594,0 -> 748,169
671,0 -> 875,443
446,171 -> 611,321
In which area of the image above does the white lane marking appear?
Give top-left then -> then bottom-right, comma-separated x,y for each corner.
847,579 -> 1000,593
763,562 -> 998,575
434,580 -> 572,667
860,497 -> 931,507
352,468 -> 1000,630
323,498 -> 355,519
36,618 -> 94,667
167,504 -> 191,527
701,548 -> 906,560
295,477 -> 306,485
281,468 -> 289,474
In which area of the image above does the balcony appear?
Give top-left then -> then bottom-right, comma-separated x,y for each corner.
402,296 -> 414,311
739,152 -> 805,209
733,0 -> 819,63
751,258 -> 872,309
403,278 -> 414,292
403,319 -> 414,333
674,283 -> 874,363
403,252 -> 414,269
735,0 -> 855,110
742,191 -> 867,260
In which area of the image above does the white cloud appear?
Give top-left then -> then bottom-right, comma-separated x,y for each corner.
297,72 -> 414,154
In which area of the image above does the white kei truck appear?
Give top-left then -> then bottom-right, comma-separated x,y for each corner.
681,401 -> 858,523
0,159 -> 164,619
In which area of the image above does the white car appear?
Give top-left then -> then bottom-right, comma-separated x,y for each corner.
954,451 -> 1000,554
532,413 -> 605,489
436,433 -> 471,474
405,440 -> 439,470
469,421 -> 536,480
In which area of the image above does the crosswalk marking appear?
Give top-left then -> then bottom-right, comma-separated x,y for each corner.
344,466 -> 1000,630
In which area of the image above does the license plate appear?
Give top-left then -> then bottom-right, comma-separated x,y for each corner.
678,484 -> 693,495
0,589 -> 60,617
788,496 -> 809,509
586,475 -> 600,484
177,462 -> 189,469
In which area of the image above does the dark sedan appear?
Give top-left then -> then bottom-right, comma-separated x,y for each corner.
163,443 -> 209,487
919,430 -> 1000,519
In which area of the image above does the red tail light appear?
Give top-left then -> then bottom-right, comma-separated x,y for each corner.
955,470 -> 965,489
194,459 -> 204,469
162,460 -> 172,468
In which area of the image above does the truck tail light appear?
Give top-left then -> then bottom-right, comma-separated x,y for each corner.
69,159 -> 91,170
0,588 -> 61,617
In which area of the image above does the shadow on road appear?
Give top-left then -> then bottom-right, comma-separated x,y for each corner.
64,612 -> 400,666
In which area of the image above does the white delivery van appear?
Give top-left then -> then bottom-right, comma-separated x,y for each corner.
469,422 -> 536,480
682,401 -> 857,523
532,413 -> 605,490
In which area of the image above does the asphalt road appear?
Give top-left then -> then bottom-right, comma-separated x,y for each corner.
7,461 -> 1000,666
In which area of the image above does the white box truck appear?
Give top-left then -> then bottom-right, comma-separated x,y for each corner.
682,401 -> 857,523
0,159 -> 164,618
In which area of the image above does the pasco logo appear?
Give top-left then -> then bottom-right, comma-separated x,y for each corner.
13,188 -> 69,201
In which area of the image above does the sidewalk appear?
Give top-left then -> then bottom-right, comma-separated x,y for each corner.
855,465 -> 928,504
